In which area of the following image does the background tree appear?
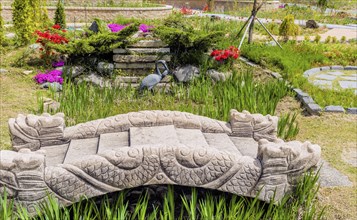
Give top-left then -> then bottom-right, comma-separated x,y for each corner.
12,0 -> 34,45
54,0 -> 66,28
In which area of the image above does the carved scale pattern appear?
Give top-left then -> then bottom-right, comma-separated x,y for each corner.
44,145 -> 262,203
64,110 -> 231,140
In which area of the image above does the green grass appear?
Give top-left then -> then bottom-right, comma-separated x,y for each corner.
0,172 -> 323,220
241,41 -> 357,108
225,4 -> 357,25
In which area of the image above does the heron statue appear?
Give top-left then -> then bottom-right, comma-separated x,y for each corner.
139,60 -> 169,93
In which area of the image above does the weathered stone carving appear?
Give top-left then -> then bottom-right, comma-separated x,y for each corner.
8,113 -> 68,151
230,110 -> 278,141
1,110 -> 320,214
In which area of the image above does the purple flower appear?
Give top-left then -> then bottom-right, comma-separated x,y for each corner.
52,60 -> 65,67
139,24 -> 154,33
34,69 -> 64,85
108,24 -> 127,33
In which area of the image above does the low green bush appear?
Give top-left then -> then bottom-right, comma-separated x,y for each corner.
154,14 -> 223,66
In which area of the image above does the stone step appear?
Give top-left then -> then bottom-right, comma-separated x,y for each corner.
113,54 -> 171,63
229,137 -> 258,158
63,138 -> 99,164
115,62 -> 156,69
97,132 -> 129,154
113,48 -> 170,55
130,125 -> 180,146
41,144 -> 69,167
203,133 -> 242,156
116,76 -> 142,83
129,40 -> 167,48
175,128 -> 209,148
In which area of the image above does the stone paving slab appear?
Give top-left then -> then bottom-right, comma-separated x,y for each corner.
316,74 -> 337,81
203,133 -> 241,155
229,137 -> 258,158
130,125 -> 180,146
313,80 -> 333,87
319,160 -> 353,187
339,81 -> 357,89
41,144 -> 69,166
63,138 -> 99,164
97,132 -> 129,153
176,128 -> 209,148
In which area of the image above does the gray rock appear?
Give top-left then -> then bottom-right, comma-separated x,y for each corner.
63,66 -> 86,78
330,65 -> 344,70
265,41 -> 277,46
173,65 -> 200,82
306,103 -> 322,115
324,105 -> 345,113
5,33 -> 15,39
0,69 -> 8,73
346,108 -> 357,114
319,66 -> 331,71
29,43 -> 41,50
302,96 -> 315,104
344,66 -> 357,70
2,110 -> 321,214
306,20 -> 319,29
88,21 -> 99,33
206,69 -> 227,82
78,73 -> 110,88
271,72 -> 282,79
113,48 -> 170,54
97,62 -> 114,77
43,98 -> 61,113
293,88 -> 309,100
40,82 -> 62,92
303,68 -> 320,77
22,70 -> 33,75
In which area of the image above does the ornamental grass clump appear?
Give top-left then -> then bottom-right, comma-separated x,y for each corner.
0,3 -> 4,46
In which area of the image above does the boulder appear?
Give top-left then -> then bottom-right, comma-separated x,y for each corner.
306,20 -> 319,29
63,66 -> 86,78
77,73 -> 111,88
173,65 -> 200,83
40,82 -> 63,92
206,69 -> 229,82
97,62 -> 115,77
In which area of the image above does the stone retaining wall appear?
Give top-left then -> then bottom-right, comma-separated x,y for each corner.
2,5 -> 172,22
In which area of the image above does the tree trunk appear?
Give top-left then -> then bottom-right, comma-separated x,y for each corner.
248,0 -> 257,44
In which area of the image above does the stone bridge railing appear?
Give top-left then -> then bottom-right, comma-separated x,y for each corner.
0,110 -> 321,214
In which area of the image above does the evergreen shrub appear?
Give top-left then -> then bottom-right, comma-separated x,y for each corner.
54,0 -> 66,28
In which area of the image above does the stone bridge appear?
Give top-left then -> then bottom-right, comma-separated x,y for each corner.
0,110 -> 321,213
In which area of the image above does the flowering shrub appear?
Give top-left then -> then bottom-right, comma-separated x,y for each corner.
52,60 -> 65,67
35,24 -> 68,65
108,23 -> 127,33
139,24 -> 154,33
180,7 -> 193,15
34,69 -> 63,84
210,46 -> 240,61
108,23 -> 154,33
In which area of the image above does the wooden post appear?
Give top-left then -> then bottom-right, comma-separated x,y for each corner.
248,0 -> 257,44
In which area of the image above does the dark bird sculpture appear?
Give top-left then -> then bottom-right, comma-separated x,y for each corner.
139,60 -> 169,92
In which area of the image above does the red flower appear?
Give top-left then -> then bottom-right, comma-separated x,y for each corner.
52,24 -> 61,30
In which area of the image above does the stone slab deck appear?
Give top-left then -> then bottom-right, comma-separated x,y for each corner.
1,110 -> 321,214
